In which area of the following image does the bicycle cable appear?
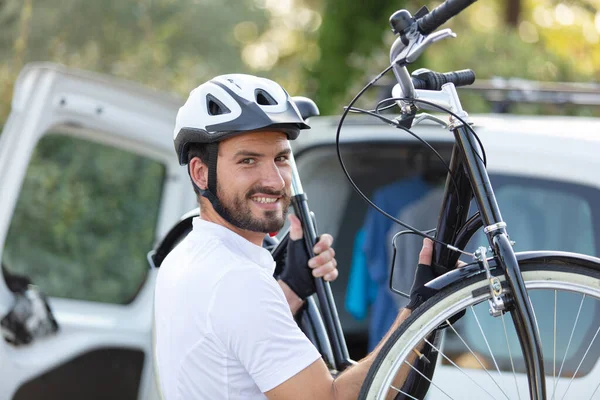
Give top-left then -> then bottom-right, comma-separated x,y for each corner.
375,97 -> 487,166
336,64 -> 463,251
344,104 -> 461,207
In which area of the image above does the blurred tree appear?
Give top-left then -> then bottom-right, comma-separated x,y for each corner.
4,133 -> 165,303
506,0 -> 522,26
309,0 -> 422,115
1,0 -> 598,120
426,0 -> 600,115
0,0 -> 270,119
309,0 -> 599,116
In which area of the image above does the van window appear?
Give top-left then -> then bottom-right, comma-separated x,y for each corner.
467,175 -> 597,255
450,175 -> 600,377
298,142 -> 600,371
2,133 -> 165,304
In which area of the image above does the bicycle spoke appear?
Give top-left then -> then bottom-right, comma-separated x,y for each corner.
553,290 -> 557,397
552,294 -> 586,400
403,359 -> 456,400
471,305 -> 503,378
559,323 -> 600,400
445,318 -> 510,400
424,338 -> 500,400
361,267 -> 600,400
528,294 -> 542,339
501,313 -> 522,400
390,385 -> 419,400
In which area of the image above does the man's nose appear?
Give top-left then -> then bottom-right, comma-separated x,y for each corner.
260,161 -> 286,190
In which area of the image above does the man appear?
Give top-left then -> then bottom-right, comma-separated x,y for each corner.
154,74 -> 434,399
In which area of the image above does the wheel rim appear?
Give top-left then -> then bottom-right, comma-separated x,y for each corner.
366,270 -> 600,400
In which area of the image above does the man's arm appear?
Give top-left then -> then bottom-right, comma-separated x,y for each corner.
266,308 -> 414,399
266,239 -> 434,399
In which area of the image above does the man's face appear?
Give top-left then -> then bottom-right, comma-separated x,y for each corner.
215,131 -> 293,233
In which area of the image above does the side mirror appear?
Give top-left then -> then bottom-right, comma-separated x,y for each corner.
292,96 -> 320,120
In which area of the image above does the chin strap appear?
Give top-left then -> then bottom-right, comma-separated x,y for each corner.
188,142 -> 236,225
202,142 -> 225,215
206,143 -> 218,196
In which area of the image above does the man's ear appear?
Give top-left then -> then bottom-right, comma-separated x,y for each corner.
189,157 -> 208,190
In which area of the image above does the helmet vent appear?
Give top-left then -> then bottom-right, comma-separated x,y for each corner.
206,94 -> 231,116
255,89 -> 278,106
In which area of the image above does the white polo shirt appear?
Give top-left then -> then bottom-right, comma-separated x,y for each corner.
154,218 -> 321,399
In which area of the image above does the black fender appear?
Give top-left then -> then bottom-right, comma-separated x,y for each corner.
426,250 -> 600,292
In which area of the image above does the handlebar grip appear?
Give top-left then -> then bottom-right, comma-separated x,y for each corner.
411,69 -> 476,90
417,0 -> 478,35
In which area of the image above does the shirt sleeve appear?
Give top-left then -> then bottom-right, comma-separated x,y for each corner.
208,267 -> 322,393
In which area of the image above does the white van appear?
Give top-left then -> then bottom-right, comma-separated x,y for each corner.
1,63 -> 599,399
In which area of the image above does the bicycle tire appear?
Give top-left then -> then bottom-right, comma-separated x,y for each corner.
359,261 -> 600,400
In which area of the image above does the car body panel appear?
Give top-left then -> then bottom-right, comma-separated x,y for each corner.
0,63 -> 196,400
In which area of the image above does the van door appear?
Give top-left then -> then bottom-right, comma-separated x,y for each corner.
0,63 -> 195,400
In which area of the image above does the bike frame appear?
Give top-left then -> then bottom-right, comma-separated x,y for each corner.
434,123 -> 546,399
284,74 -> 547,397
386,5 -> 547,390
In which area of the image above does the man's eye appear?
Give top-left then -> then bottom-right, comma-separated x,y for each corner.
275,156 -> 289,162
241,158 -> 255,165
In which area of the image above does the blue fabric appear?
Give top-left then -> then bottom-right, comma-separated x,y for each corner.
344,229 -> 376,320
361,177 -> 431,350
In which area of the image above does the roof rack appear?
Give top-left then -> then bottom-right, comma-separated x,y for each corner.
374,77 -> 600,113
464,77 -> 600,104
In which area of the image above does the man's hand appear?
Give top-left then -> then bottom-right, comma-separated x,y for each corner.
407,238 -> 467,311
289,214 -> 338,282
418,237 -> 434,265
278,214 -> 338,300
406,238 -> 437,311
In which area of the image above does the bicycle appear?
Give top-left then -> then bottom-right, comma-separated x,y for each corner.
313,0 -> 600,399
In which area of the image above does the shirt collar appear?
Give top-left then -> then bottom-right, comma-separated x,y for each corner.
192,218 -> 275,273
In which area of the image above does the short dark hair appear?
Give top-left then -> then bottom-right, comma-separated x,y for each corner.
186,143 -> 210,197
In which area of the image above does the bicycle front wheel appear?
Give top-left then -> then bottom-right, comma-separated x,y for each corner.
359,260 -> 600,400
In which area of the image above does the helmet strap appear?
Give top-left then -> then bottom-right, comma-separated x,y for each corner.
196,143 -> 235,224
187,143 -> 220,210
202,142 -> 223,213
207,143 -> 218,195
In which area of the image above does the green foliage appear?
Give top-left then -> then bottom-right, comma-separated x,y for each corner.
309,0 -> 423,115
3,133 -> 164,303
0,0 -> 269,119
309,0 -> 600,116
423,1 -> 600,116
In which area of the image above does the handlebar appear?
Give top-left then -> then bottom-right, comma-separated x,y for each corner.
417,0 -> 478,35
388,0 -> 478,102
412,68 -> 476,90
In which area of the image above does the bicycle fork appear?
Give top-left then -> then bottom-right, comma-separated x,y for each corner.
493,233 -> 547,400
430,89 -> 547,397
456,118 -> 547,399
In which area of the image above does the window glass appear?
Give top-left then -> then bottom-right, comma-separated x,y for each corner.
467,177 -> 596,255
449,176 -> 600,377
2,133 -> 165,304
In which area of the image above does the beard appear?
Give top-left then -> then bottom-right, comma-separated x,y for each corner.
216,183 -> 291,233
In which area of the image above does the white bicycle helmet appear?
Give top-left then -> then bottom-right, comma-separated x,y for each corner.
174,74 -> 310,165
173,74 -> 312,222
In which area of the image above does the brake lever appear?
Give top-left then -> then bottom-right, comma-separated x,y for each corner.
412,113 -> 449,128
392,28 -> 456,65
